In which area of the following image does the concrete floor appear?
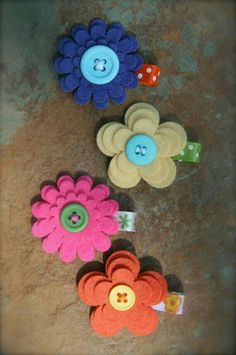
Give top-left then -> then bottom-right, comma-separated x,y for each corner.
1,0 -> 235,354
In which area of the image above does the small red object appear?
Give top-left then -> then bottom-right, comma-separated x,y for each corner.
135,64 -> 160,87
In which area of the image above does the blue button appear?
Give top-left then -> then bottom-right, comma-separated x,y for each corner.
125,134 -> 158,167
80,45 -> 119,85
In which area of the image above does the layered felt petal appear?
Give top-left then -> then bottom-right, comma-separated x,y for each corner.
42,231 -> 62,253
90,305 -> 122,336
92,232 -> 112,252
72,24 -> 90,45
108,155 -> 140,189
32,219 -> 53,238
58,241 -> 77,263
31,201 -> 51,218
124,306 -> 159,336
106,251 -> 140,280
141,158 -> 176,188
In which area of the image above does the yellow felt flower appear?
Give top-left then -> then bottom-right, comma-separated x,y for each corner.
96,103 -> 187,189
165,293 -> 182,313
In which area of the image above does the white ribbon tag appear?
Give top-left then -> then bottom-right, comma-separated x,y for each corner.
152,293 -> 185,315
115,211 -> 137,232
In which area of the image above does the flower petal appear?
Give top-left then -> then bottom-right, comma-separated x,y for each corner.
61,74 -> 80,91
108,155 -> 141,189
97,38 -> 108,45
75,176 -> 93,194
93,98 -> 109,110
125,104 -> 160,131
106,253 -> 140,281
108,42 -> 118,52
74,85 -> 92,105
97,200 -> 119,216
86,39 -> 96,48
108,84 -> 124,99
32,219 -> 53,238
116,151 -> 137,174
31,201 -> 51,218
133,278 -> 153,305
82,274 -> 108,305
120,71 -> 138,88
141,158 -> 177,188
78,271 -> 105,301
92,232 -> 112,252
126,35 -> 139,52
58,38 -> 77,57
42,231 -> 62,253
132,117 -> 157,135
90,305 -> 122,336
89,18 -> 106,29
94,279 -> 112,305
111,267 -> 135,284
72,24 -> 89,45
112,90 -> 127,104
118,38 -> 133,53
124,306 -> 159,336
132,54 -> 143,70
77,242 -> 95,262
89,184 -> 110,202
58,242 -> 77,263
90,23 -> 106,40
157,122 -> 187,156
41,185 -> 59,203
123,54 -> 138,70
99,216 -> 120,235
112,127 -> 133,151
57,175 -> 75,193
101,122 -> 124,155
106,23 -> 124,43
141,271 -> 167,304
54,57 -> 74,74
92,89 -> 109,104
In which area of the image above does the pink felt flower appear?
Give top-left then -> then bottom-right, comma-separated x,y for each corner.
31,175 -> 120,262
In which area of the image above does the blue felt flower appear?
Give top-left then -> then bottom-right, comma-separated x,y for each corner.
54,19 -> 143,109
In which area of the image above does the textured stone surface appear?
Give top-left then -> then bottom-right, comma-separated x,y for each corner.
1,0 -> 235,354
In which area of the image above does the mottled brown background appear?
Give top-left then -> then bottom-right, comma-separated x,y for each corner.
1,0 -> 235,354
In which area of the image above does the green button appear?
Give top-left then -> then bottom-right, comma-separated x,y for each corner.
60,203 -> 89,232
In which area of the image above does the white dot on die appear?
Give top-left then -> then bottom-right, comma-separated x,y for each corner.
146,67 -> 152,73
188,144 -> 194,150
138,73 -> 143,79
196,152 -> 199,158
153,76 -> 157,81
180,150 -> 185,156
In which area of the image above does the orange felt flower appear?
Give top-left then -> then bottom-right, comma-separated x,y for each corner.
165,294 -> 182,313
78,250 -> 167,337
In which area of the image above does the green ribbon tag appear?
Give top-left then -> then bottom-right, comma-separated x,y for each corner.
172,141 -> 201,163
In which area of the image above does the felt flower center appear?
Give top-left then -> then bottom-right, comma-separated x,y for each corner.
109,285 -> 135,311
80,45 -> 119,85
125,134 -> 158,167
60,203 -> 89,232
94,58 -> 107,72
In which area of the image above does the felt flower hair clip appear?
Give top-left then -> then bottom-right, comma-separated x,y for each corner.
78,250 -> 184,337
31,175 -> 136,263
54,19 -> 160,109
96,102 -> 201,188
